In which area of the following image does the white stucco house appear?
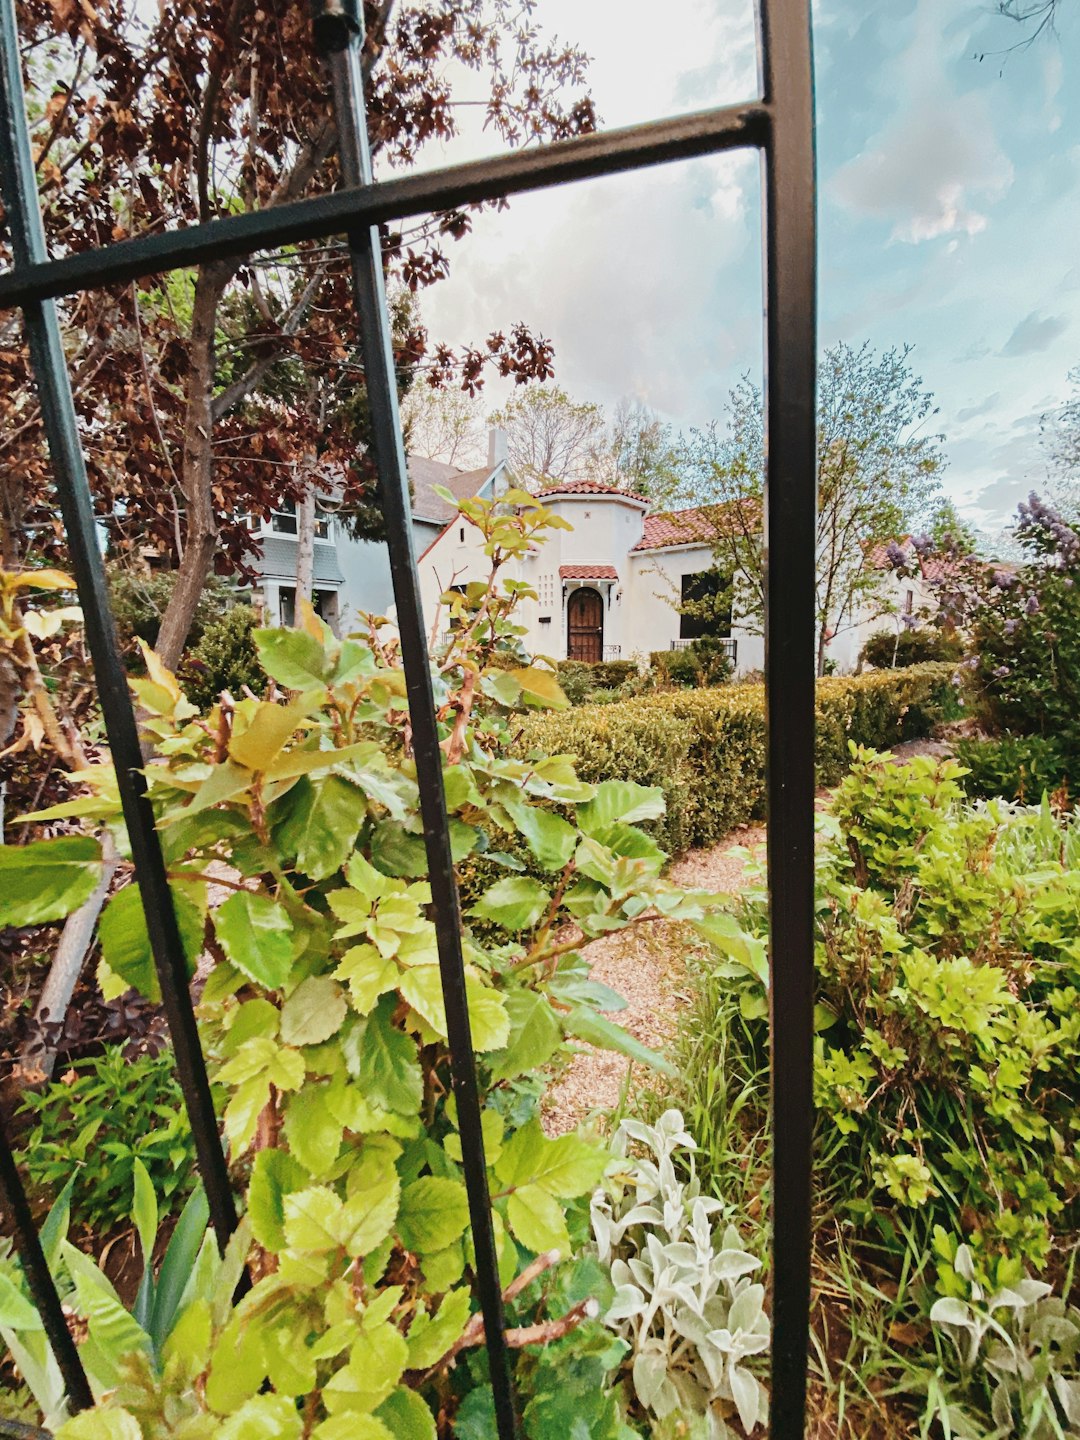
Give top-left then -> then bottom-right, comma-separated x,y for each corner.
248,429 -> 931,676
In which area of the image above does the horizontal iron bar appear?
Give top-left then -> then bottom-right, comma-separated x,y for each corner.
0,100 -> 768,309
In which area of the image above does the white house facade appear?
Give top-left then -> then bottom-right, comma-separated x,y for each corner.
248,431 -> 926,677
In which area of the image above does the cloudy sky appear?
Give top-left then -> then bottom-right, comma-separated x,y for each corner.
383,0 -> 1080,530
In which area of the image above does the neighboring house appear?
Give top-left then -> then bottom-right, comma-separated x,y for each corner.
250,430 -> 515,632
826,538 -> 940,673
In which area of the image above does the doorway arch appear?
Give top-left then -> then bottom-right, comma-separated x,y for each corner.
566,586 -> 603,662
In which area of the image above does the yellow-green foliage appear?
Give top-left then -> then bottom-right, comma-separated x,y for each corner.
519,664 -> 954,853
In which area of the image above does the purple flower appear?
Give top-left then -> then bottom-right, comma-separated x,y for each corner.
1004,618 -> 1018,635
912,533 -> 933,556
992,570 -> 1016,590
993,665 -> 1011,678
885,540 -> 907,568
1025,593 -> 1040,615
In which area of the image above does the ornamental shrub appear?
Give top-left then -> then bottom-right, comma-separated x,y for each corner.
520,664 -> 954,853
650,637 -> 734,689
861,625 -> 963,669
180,602 -> 264,711
0,490 -> 726,1439
703,747 -> 1080,1277
954,733 -> 1072,802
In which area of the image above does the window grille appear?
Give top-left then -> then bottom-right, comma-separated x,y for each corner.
0,1 -> 817,1435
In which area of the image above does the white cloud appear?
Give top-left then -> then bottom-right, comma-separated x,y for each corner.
830,0 -> 1013,243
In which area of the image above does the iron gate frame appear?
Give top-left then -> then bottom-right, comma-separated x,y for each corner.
0,1 -> 816,1435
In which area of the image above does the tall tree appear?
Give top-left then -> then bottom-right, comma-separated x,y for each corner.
681,343 -> 946,674
591,397 -> 684,502
1046,364 -> 1080,520
4,0 -> 595,666
488,385 -> 605,484
400,384 -> 487,468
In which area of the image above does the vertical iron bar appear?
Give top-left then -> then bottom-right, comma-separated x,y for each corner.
0,1119 -> 92,1414
0,0 -> 238,1252
313,6 -> 519,1437
758,0 -> 818,1435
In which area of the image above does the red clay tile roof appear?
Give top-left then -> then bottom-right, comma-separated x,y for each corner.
538,479 -> 649,504
632,500 -> 760,551
559,564 -> 619,581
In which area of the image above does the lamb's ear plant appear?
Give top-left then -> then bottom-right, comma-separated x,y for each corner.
2,495 -> 726,1438
592,1109 -> 770,1439
917,1243 -> 1080,1440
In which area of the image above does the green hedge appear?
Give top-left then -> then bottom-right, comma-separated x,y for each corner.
518,663 -> 954,854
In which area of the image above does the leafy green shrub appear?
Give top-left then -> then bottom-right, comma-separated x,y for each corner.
650,637 -> 734,689
15,1046 -> 197,1236
521,664 -> 954,853
708,748 -> 1080,1275
592,1110 -> 769,1437
108,567 -> 239,653
555,660 -> 640,706
954,733 -> 1072,802
861,626 -> 963,669
179,603 -> 263,710
2,490 -> 722,1438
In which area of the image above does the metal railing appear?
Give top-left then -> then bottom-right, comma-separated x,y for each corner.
0,1 -> 816,1436
671,636 -> 738,665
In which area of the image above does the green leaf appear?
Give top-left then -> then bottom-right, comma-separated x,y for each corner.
283,1084 -> 344,1176
274,774 -> 365,880
280,975 -> 348,1047
313,1418 -> 393,1440
150,1185 -> 210,1350
55,1411 -> 143,1440
397,1177 -> 470,1254
376,1387 -> 437,1440
215,891 -> 294,990
254,627 -> 330,690
468,876 -> 550,932
369,822 -> 427,877
505,801 -> 578,872
228,698 -> 313,772
577,780 -> 665,836
509,666 -> 569,710
218,1392 -> 303,1439
346,1320 -> 408,1409
405,1288 -> 472,1369
489,991 -> 562,1082
61,1242 -> 150,1384
249,1149 -> 309,1251
507,1183 -> 571,1257
0,1272 -> 42,1330
98,883 -> 203,1003
0,836 -> 103,927
399,966 -> 447,1037
454,1386 -> 498,1440
347,995 -> 423,1116
494,1120 -> 607,1199
563,1005 -> 676,1077
464,979 -> 509,1052
334,943 -> 398,1014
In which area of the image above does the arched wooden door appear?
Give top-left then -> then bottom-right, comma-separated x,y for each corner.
567,587 -> 603,662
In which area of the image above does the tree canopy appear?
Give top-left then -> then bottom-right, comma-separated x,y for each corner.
3,0 -> 596,663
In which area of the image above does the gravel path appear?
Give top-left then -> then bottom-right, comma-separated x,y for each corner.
542,822 -> 766,1136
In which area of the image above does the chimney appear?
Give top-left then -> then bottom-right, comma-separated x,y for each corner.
488,426 -> 508,470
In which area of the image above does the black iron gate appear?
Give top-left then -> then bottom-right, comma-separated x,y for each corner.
0,2 -> 816,1435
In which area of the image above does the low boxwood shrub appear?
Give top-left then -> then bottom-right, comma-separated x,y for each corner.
520,663 -> 954,853
650,637 -> 734,689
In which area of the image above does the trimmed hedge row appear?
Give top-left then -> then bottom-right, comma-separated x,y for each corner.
517,663 -> 955,854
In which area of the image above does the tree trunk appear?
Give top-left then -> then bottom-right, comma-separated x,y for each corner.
154,261 -> 233,670
816,627 -> 828,678
294,464 -> 317,619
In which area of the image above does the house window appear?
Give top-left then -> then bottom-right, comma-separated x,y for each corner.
679,569 -> 733,640
904,588 -> 914,615
271,499 -> 330,539
459,527 -> 465,543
